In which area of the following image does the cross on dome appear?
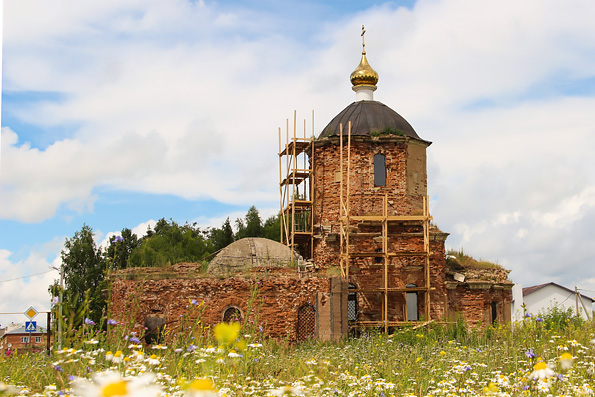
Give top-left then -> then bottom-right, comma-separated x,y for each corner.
350,25 -> 379,101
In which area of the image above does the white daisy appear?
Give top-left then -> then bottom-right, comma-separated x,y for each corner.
146,354 -> 160,366
72,371 -> 162,397
530,362 -> 555,380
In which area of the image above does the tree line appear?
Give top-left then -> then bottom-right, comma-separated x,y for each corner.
51,206 -> 280,326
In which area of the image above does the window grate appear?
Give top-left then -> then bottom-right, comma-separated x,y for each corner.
223,307 -> 242,323
296,304 -> 316,341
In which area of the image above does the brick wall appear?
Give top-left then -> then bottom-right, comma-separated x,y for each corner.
311,135 -> 452,323
110,269 -> 337,342
446,282 -> 513,326
0,333 -> 48,352
308,135 -> 512,326
312,136 -> 429,268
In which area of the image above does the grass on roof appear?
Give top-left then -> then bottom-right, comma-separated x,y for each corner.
446,248 -> 503,270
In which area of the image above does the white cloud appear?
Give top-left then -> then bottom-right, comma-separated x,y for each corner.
2,0 -> 595,294
130,219 -> 157,239
0,248 -> 59,328
535,186 -> 595,227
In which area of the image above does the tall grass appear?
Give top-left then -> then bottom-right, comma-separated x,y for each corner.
1,306 -> 594,396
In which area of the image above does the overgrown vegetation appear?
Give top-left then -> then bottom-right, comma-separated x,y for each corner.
1,307 -> 594,396
446,248 -> 503,270
370,126 -> 406,137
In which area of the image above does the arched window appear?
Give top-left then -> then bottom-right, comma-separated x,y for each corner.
374,153 -> 386,187
144,314 -> 166,345
348,284 -> 358,322
222,306 -> 242,323
406,284 -> 418,321
296,304 -> 316,341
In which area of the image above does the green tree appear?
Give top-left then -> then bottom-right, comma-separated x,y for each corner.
104,228 -> 139,270
209,217 -> 235,252
57,224 -> 106,325
128,218 -> 212,267
245,206 -> 263,237
262,214 -> 281,242
235,206 -> 262,239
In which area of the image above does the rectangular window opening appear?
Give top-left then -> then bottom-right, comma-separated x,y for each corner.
374,153 -> 386,186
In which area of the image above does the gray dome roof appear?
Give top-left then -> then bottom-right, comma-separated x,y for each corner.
319,101 -> 423,141
207,237 -> 303,275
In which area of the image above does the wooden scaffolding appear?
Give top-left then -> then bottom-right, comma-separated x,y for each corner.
278,111 -> 315,260
338,123 -> 433,332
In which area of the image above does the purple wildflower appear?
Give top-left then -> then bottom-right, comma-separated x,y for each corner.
84,318 -> 95,326
107,319 -> 118,325
114,235 -> 124,243
129,336 -> 140,344
525,348 -> 536,359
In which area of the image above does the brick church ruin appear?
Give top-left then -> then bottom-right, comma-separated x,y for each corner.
110,28 -> 512,342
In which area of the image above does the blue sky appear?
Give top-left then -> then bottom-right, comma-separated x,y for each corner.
2,0 -> 595,326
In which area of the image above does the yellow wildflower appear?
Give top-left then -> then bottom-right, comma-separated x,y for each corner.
560,352 -> 574,370
214,322 -> 241,346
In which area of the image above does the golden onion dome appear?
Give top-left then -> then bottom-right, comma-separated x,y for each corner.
350,25 -> 378,87
350,53 -> 379,87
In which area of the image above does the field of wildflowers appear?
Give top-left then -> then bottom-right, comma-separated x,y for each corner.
1,308 -> 594,396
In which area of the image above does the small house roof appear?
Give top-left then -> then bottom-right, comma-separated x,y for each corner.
523,282 -> 594,302
2,324 -> 47,335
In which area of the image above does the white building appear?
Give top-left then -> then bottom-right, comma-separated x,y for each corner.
511,282 -> 593,321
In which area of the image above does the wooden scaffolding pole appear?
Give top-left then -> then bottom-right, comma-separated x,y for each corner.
383,194 -> 388,333
346,122 -> 351,281
339,123 -> 345,278
424,195 -> 431,321
278,127 -> 283,243
278,111 -> 315,262
290,111 -> 297,253
284,119 -> 290,244
310,110 -> 315,260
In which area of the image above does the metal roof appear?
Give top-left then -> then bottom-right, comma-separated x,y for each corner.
1,324 -> 47,335
319,100 -> 427,143
522,282 -> 594,302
